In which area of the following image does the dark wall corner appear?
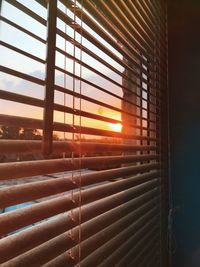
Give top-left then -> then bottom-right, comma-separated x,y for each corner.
168,0 -> 200,266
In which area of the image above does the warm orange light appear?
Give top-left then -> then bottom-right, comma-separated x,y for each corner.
109,123 -> 122,132
54,108 -> 123,136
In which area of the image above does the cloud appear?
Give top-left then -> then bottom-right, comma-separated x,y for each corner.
0,69 -> 122,124
1,78 -> 15,89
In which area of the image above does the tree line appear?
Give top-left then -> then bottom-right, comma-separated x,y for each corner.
0,126 -> 59,140
0,126 -> 42,140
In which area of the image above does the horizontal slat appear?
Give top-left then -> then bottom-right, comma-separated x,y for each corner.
75,207 -> 159,261
132,1 -> 158,40
5,0 -> 46,25
54,121 -> 157,140
1,232 -> 76,267
0,89 -> 44,108
129,1 -> 162,60
0,89 -> 158,129
0,151 -> 159,180
61,0 -> 151,61
100,231 -> 158,267
55,46 -> 153,102
139,247 -> 159,267
55,46 -> 161,108
0,164 -> 159,207
55,27 -> 141,90
79,0 -> 166,86
138,1 -> 167,63
0,114 -> 158,141
126,237 -> 159,267
0,139 -> 157,155
55,84 -> 158,123
1,198 -> 158,266
56,28 -> 160,102
144,0 -> 165,35
0,86 -> 158,127
91,0 -> 153,59
117,0 -> 155,46
0,41 -> 45,64
127,0 -> 154,37
0,16 -> 46,43
76,212 -> 159,267
60,13 -> 165,93
35,0 -> 47,8
138,243 -> 159,267
58,2 -> 150,77
55,65 -> 160,113
55,44 -> 162,107
42,219 -> 159,267
110,0 -> 154,47
42,253 -> 76,267
0,173 -> 159,236
0,66 -> 45,85
80,198 -> 159,245
51,211 -> 157,267
146,0 -> 166,36
75,0 -> 152,67
0,188 -> 158,262
1,89 -> 124,124
115,230 -> 159,267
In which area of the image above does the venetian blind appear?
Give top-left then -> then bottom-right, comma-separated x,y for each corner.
0,0 -> 168,266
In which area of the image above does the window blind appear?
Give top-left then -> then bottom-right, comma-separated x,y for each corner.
0,0 -> 168,266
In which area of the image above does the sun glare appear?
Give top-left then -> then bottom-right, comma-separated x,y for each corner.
110,123 -> 122,132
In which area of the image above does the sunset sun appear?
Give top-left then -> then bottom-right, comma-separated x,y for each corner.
110,123 -> 122,132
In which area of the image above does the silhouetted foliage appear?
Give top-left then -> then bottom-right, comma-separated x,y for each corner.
0,126 -> 42,140
20,128 -> 42,140
0,126 -> 21,139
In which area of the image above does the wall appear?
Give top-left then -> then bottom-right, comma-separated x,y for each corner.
168,1 -> 200,266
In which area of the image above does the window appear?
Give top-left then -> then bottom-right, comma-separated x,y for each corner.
0,0 -> 168,266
